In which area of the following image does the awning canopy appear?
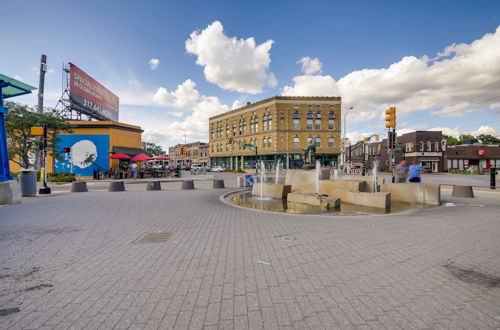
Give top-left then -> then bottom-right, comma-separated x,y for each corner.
113,146 -> 151,157
130,153 -> 153,161
0,74 -> 37,99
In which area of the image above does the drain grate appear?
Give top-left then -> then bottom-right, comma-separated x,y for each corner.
134,232 -> 174,243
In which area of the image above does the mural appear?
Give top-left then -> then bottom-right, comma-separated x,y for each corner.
54,134 -> 110,176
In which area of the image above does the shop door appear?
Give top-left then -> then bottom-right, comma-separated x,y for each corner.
432,161 -> 438,173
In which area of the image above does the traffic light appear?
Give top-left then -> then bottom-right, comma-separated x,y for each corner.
180,146 -> 186,156
385,107 -> 396,128
363,137 -> 367,144
375,134 -> 380,142
63,148 -> 71,153
388,131 -> 397,149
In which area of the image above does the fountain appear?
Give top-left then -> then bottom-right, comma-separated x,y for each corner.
372,160 -> 379,193
315,160 -> 320,194
275,160 -> 280,184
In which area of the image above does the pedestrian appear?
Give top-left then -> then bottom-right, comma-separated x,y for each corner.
394,160 -> 409,183
408,161 -> 425,183
129,162 -> 138,179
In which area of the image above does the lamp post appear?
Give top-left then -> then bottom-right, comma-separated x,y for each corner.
341,106 -> 354,171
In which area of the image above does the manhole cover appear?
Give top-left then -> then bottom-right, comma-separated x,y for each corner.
134,232 -> 174,243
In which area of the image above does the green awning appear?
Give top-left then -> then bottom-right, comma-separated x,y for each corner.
0,74 -> 37,99
113,146 -> 152,157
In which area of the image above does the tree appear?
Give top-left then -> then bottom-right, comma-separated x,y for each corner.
5,101 -> 72,169
443,134 -> 460,146
477,134 -> 500,145
142,141 -> 165,156
459,134 -> 476,144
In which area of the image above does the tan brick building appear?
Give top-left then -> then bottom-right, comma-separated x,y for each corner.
209,96 -> 341,170
169,142 -> 209,168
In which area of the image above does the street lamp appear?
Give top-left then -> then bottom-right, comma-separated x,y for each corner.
341,106 -> 354,170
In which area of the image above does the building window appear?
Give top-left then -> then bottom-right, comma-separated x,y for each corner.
226,124 -> 229,137
315,111 -> 321,129
294,104 -> 299,110
427,141 -> 432,151
255,118 -> 258,133
328,112 -> 335,130
267,113 -> 272,130
307,105 -> 312,111
435,142 -> 440,152
263,114 -> 268,131
268,136 -> 272,148
306,136 -> 313,145
328,136 -> 335,148
315,105 -> 321,111
211,144 -> 214,153
293,111 -> 300,130
420,141 -> 424,151
263,137 -> 267,148
306,112 -> 313,129
279,112 -> 285,129
293,136 -> 300,148
315,136 -> 321,147
280,136 -> 284,147
226,144 -> 229,152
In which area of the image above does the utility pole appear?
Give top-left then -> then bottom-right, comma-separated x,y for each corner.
35,54 -> 47,170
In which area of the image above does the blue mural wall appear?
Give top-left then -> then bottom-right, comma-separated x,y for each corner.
54,134 -> 110,176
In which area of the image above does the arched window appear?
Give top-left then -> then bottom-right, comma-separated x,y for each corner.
328,136 -> 335,148
328,112 -> 335,130
293,111 -> 300,130
306,112 -> 313,129
315,111 -> 321,129
315,136 -> 321,147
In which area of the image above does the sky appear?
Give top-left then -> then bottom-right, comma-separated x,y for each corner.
2,0 -> 500,149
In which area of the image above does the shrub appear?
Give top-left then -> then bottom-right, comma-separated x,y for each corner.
47,172 -> 76,182
223,169 -> 246,173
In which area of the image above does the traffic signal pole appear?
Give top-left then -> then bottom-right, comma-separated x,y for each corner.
385,107 -> 397,183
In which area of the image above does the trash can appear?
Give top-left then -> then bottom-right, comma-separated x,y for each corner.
19,169 -> 38,197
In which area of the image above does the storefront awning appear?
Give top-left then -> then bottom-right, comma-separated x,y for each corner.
113,146 -> 151,157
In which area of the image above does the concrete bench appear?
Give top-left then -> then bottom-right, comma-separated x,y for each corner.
109,181 -> 125,192
451,185 -> 474,198
213,179 -> 225,189
71,181 -> 88,192
181,180 -> 195,190
146,181 -> 161,191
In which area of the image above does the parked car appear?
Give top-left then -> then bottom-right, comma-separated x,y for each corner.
211,166 -> 224,172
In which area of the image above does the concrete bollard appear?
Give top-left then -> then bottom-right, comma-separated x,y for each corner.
213,179 -> 225,189
147,181 -> 161,191
451,185 -> 474,198
109,181 -> 125,192
71,181 -> 88,192
181,180 -> 195,190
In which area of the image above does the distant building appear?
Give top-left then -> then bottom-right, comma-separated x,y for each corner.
169,141 -> 209,168
349,131 -> 444,172
445,144 -> 500,172
208,96 -> 342,170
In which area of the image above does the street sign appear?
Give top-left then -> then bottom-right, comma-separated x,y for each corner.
244,144 -> 254,147
394,147 -> 402,151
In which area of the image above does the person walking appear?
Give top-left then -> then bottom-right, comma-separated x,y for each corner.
394,160 -> 409,183
408,161 -> 425,183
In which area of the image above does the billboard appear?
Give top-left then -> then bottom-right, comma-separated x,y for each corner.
54,134 -> 110,176
69,63 -> 119,121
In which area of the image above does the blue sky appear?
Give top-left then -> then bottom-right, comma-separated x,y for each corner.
2,0 -> 500,148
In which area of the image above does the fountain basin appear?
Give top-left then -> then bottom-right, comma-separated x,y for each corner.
287,192 -> 340,210
251,183 -> 291,199
321,189 -> 390,210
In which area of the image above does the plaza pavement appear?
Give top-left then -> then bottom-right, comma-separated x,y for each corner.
0,174 -> 499,329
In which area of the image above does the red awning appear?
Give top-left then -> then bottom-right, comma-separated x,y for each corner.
154,155 -> 171,160
108,152 -> 131,159
130,153 -> 153,161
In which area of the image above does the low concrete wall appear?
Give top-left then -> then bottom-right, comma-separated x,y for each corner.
285,169 -> 330,192
320,187 -> 390,209
380,183 -> 440,205
320,180 -> 366,192
251,183 -> 291,199
287,192 -> 340,210
0,181 -> 21,205
337,175 -> 385,192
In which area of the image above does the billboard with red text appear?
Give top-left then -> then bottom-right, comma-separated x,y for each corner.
69,63 -> 119,121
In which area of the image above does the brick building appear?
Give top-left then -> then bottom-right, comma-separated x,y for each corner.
169,142 -> 209,168
349,131 -> 444,172
445,144 -> 500,172
209,96 -> 342,170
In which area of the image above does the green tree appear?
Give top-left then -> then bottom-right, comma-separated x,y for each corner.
443,134 -> 460,146
5,101 -> 72,169
142,141 -> 165,156
477,134 -> 500,145
459,134 -> 476,144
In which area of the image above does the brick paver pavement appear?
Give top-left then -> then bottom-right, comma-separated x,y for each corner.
0,186 -> 499,329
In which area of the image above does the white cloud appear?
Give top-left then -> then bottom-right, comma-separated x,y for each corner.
282,74 -> 340,96
185,21 -> 276,94
232,100 -> 242,110
283,26 -> 500,124
470,125 -> 498,136
149,58 -> 160,70
14,74 -> 23,80
153,79 -> 201,109
168,111 -> 183,118
297,57 -> 322,75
